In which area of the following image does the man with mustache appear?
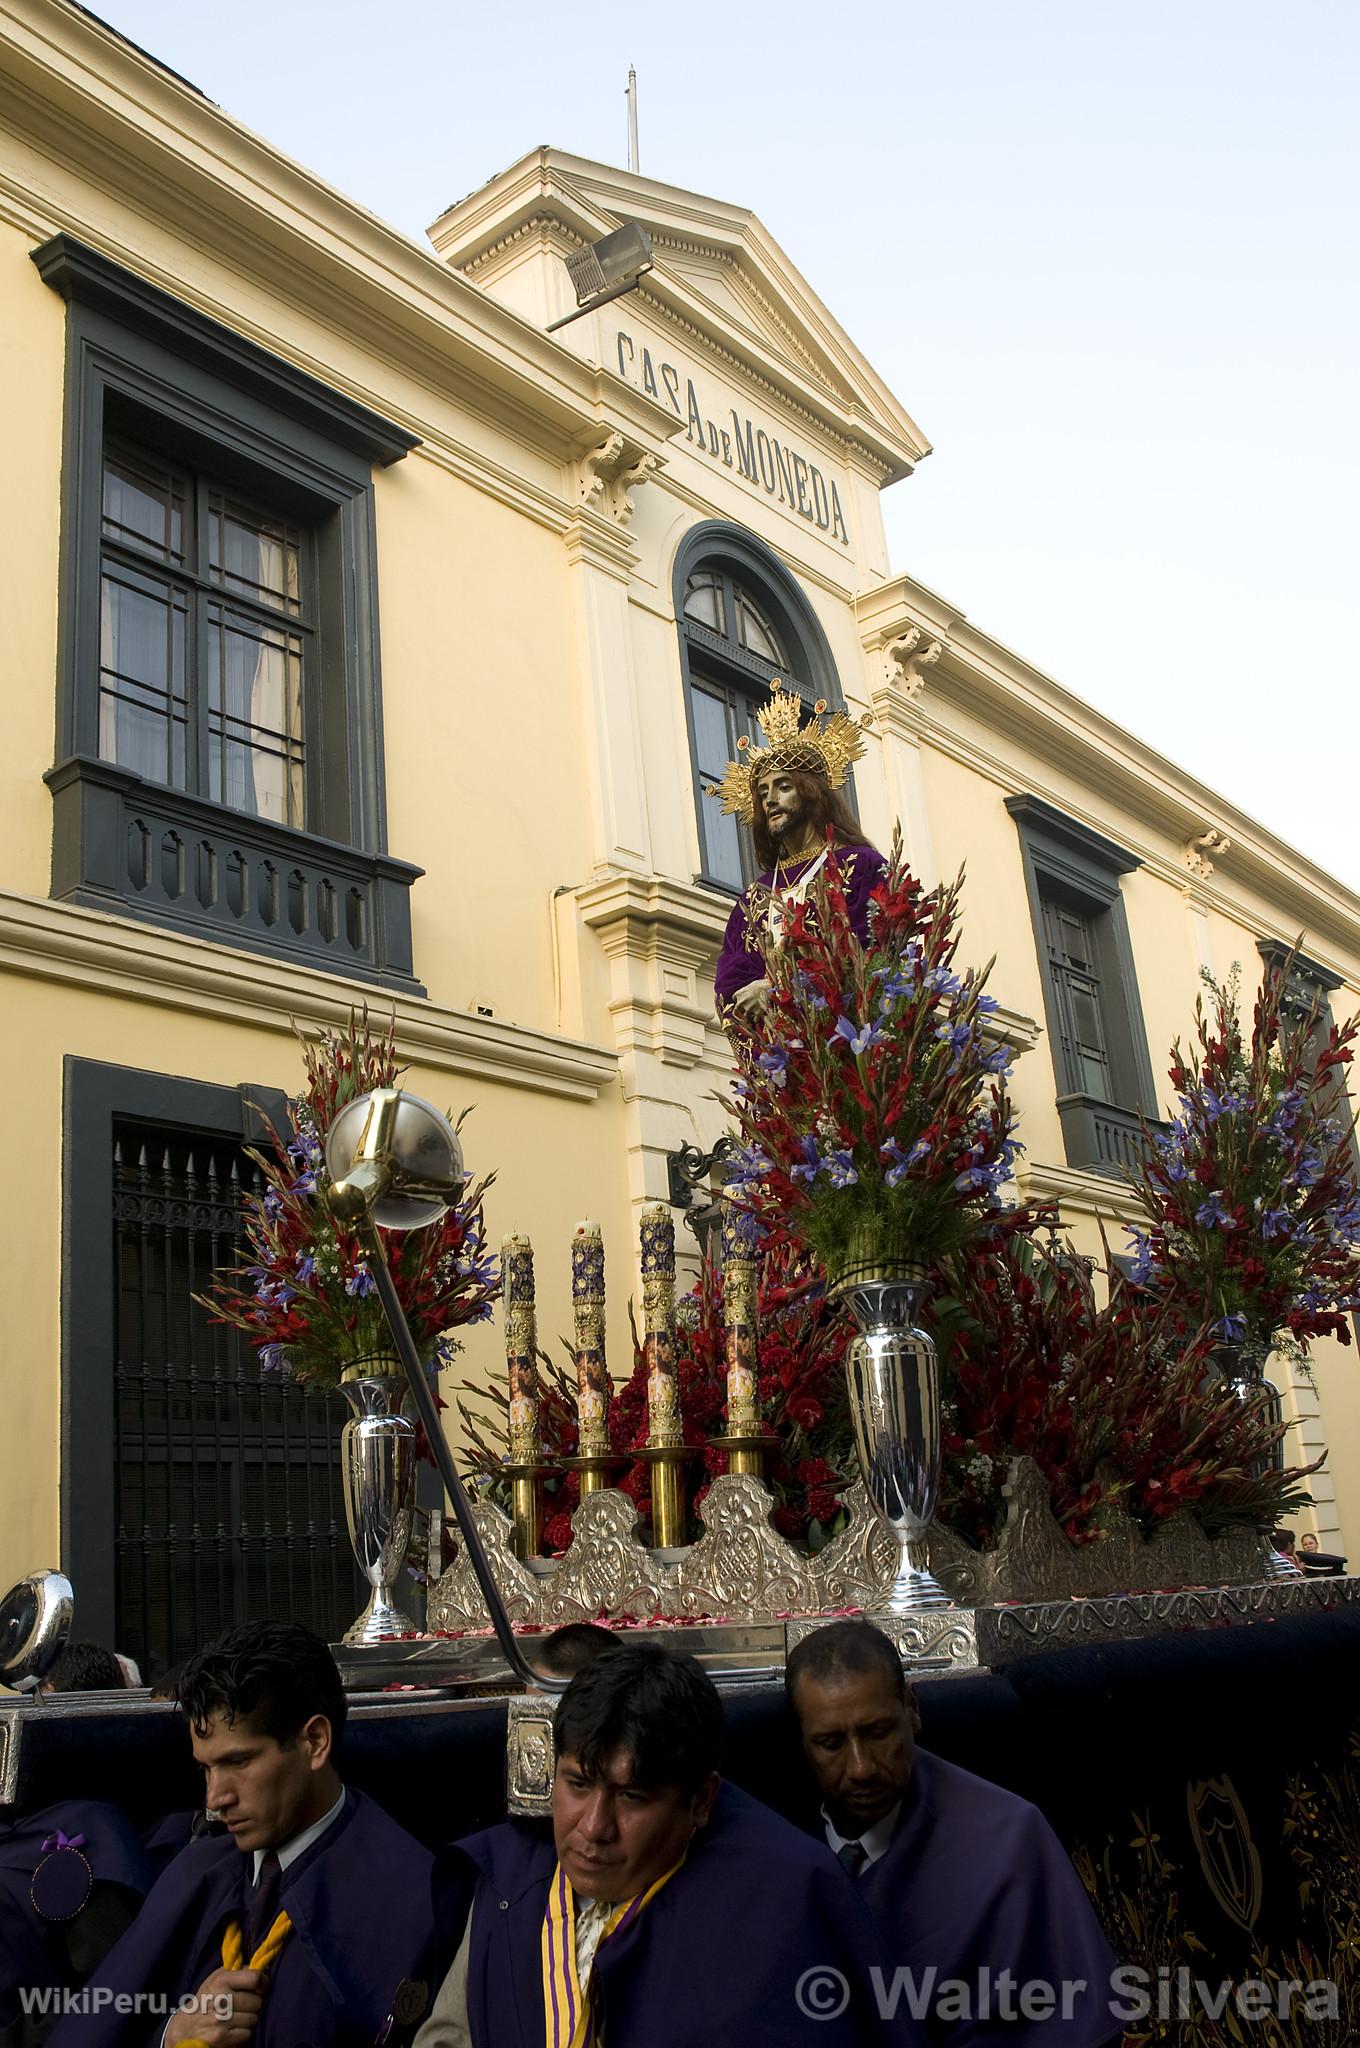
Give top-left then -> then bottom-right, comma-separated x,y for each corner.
710,685 -> 884,1025
416,1641 -> 917,2046
788,1623 -> 1122,2046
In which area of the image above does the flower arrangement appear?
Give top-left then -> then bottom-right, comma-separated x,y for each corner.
1124,959 -> 1360,1356
201,1011 -> 500,1391
722,833 -> 1020,1280
456,1243 -> 856,1547
932,1233 -> 1318,1548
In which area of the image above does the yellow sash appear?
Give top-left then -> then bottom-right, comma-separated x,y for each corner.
177,1910 -> 293,2048
541,1861 -> 681,2048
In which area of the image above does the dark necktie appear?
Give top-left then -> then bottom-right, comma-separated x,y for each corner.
837,1840 -> 867,1879
246,1849 -> 283,1957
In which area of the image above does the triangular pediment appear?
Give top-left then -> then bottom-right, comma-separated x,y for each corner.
639,235 -> 859,407
428,149 -> 929,481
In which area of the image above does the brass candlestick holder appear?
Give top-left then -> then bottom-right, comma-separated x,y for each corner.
632,1443 -> 697,1551
639,1204 -> 695,1550
709,1204 -> 776,1481
567,1222 -> 623,1496
501,1233 -> 555,1560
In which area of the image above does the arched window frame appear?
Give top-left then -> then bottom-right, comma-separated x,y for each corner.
672,522 -> 848,895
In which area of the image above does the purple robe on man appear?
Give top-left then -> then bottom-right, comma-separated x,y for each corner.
0,1799 -> 153,2039
851,1753 -> 1121,2046
436,1780 -> 919,2047
714,845 -> 887,1010
47,1788 -> 433,2047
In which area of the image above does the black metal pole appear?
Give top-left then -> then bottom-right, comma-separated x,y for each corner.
362,1226 -> 566,1694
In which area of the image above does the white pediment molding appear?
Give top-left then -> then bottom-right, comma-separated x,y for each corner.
429,149 -> 931,485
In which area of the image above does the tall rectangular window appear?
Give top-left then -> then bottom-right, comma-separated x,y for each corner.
35,233 -> 426,991
1007,795 -> 1159,1176
100,442 -> 311,828
1041,896 -> 1115,1100
689,678 -> 760,891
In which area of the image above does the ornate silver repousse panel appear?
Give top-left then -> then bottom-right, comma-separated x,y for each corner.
785,1609 -> 980,1668
540,1490 -> 673,1624
674,1475 -> 820,1619
427,1501 -> 543,1632
505,1694 -> 558,1816
428,1455 -> 1294,1632
974,1574 -> 1360,1665
0,1710 -> 19,1807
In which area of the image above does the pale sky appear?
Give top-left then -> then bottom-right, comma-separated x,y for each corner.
94,0 -> 1360,891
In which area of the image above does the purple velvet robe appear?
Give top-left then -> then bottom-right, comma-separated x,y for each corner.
0,1799 -> 153,2030
854,1754 -> 1121,2046
47,1789 -> 433,2048
714,845 -> 887,1009
451,1781 -> 919,2047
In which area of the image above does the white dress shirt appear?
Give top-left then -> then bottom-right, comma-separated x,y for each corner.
822,1801 -> 902,1871
160,1788 -> 348,2048
252,1785 -> 347,1884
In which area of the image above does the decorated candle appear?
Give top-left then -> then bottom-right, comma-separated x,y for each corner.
501,1233 -> 541,1462
571,1221 -> 611,1460
721,1203 -> 762,1434
639,1203 -> 682,1448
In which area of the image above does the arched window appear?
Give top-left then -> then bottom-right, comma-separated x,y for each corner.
674,524 -> 845,893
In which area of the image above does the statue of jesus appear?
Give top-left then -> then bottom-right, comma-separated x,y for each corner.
709,686 -> 885,1025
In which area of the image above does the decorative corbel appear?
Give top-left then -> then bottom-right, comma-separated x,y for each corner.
577,430 -> 625,509
883,626 -> 944,699
1184,827 -> 1231,880
611,450 -> 660,522
575,431 -> 661,524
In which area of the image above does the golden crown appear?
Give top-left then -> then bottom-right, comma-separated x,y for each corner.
707,683 -> 871,826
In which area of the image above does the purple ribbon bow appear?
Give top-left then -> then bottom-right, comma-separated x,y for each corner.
40,1829 -> 86,1853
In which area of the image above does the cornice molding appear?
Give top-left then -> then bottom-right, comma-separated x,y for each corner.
1004,793 -> 1141,879
1016,1159 -> 1142,1225
0,891 -> 617,1102
988,1005 -> 1044,1057
631,284 -> 895,479
855,572 -> 1360,968
430,148 -> 926,481
574,873 -> 729,1072
649,232 -> 846,400
575,873 -> 729,959
32,233 -> 420,467
0,2 -> 676,468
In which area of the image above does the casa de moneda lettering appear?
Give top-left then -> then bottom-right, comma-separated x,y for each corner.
615,329 -> 850,545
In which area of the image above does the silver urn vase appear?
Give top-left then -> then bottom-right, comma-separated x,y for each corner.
836,1270 -> 952,1612
1208,1337 -> 1301,1582
338,1367 -> 418,1643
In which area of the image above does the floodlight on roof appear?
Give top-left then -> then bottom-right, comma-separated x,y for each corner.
548,222 -> 654,331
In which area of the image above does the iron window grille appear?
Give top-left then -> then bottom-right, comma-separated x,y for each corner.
63,1059 -> 363,1677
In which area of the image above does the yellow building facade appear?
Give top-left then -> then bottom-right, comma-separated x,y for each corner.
3,1 -> 1358,1665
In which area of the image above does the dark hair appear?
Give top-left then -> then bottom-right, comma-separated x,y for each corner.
46,1641 -> 127,1692
785,1621 -> 905,1708
148,1660 -> 184,1702
538,1623 -> 620,1678
751,769 -> 874,872
176,1620 -> 347,1744
554,1643 -> 722,1798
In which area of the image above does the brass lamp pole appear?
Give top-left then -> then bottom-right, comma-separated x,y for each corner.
325,1087 -> 567,1695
